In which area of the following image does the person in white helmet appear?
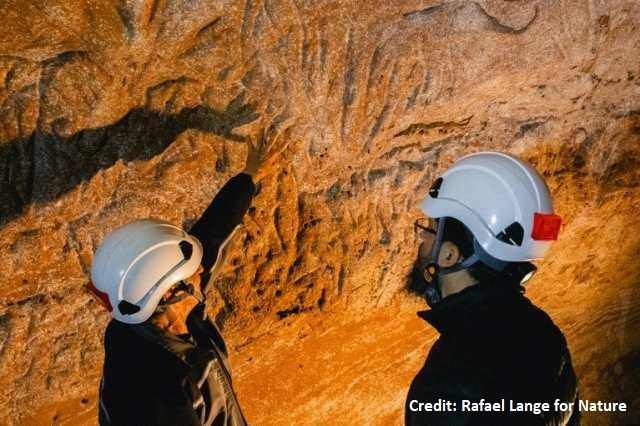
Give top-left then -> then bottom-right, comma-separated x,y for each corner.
405,152 -> 579,425
88,130 -> 284,426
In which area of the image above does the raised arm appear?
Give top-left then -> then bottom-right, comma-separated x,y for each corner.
189,126 -> 289,272
189,173 -> 255,272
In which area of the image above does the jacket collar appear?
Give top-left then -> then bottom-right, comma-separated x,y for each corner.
128,304 -> 215,367
418,281 -> 524,334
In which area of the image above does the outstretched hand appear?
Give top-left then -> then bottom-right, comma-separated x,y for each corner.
243,125 -> 290,179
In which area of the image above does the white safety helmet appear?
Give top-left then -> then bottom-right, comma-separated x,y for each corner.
88,219 -> 203,324
420,151 -> 561,263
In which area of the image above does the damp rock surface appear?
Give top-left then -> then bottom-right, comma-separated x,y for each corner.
1,0 -> 639,424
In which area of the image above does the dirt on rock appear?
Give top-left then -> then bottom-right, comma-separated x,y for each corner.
0,0 -> 639,425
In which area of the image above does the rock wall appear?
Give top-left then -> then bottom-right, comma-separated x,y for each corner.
0,0 -> 639,424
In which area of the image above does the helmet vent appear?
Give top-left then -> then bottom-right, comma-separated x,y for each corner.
496,222 -> 524,246
429,177 -> 443,198
118,300 -> 141,315
179,240 -> 193,260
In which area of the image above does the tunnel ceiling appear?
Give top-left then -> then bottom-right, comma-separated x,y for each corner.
0,0 -> 639,424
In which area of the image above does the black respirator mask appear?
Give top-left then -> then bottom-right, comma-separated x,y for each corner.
410,217 -> 537,307
411,218 -> 477,306
411,218 -> 446,307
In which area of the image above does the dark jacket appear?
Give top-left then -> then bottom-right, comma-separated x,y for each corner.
99,173 -> 255,426
405,282 -> 579,426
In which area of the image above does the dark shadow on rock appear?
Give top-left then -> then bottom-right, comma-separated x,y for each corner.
0,98 -> 258,226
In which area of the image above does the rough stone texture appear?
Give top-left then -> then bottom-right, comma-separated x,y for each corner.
0,0 -> 639,424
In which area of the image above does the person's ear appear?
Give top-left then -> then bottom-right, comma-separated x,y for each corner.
437,241 -> 460,268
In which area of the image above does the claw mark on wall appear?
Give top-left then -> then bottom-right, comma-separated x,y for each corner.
394,115 -> 472,138
116,1 -> 136,40
515,116 -> 551,139
148,0 -> 162,25
241,0 -> 254,38
178,17 -> 223,59
403,4 -> 442,21
340,29 -> 357,145
366,45 -> 384,92
474,2 -> 539,35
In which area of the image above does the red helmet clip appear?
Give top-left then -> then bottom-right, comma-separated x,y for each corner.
86,281 -> 113,312
531,212 -> 562,241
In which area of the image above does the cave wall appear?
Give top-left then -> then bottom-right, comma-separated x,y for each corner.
0,0 -> 639,424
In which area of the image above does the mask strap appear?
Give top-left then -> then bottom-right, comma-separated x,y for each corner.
429,218 -> 446,262
431,218 -> 482,276
420,218 -> 447,283
441,252 -> 480,275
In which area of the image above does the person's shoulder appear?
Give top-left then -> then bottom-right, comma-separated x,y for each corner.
103,321 -> 172,379
104,319 -> 148,354
517,295 -> 558,325
513,295 -> 568,346
105,318 -> 132,338
104,319 -> 119,339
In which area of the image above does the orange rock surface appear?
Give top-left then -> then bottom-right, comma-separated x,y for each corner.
0,0 -> 639,424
